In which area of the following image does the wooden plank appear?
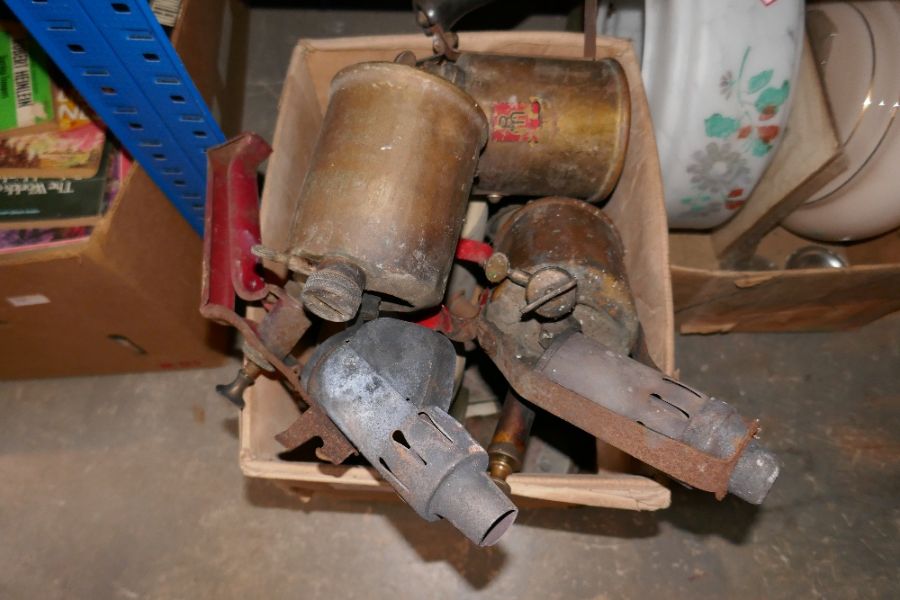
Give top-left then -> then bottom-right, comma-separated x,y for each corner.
509,473 -> 670,511
242,357 -> 672,511
712,37 -> 847,268
242,459 -> 671,511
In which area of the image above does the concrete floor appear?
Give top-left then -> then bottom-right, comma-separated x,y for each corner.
2,5 -> 899,599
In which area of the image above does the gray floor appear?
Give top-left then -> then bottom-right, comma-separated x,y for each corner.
2,6 -> 899,600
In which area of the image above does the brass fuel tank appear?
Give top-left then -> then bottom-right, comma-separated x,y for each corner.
289,62 -> 488,318
485,197 -> 639,357
429,54 -> 630,202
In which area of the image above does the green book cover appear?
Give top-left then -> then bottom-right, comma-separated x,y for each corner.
0,142 -> 112,225
0,24 -> 54,133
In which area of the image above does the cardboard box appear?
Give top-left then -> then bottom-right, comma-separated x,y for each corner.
671,227 -> 900,334
241,32 -> 674,510
670,37 -> 900,334
0,0 -> 248,379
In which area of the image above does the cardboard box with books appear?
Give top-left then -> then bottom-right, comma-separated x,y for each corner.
0,0 -> 248,379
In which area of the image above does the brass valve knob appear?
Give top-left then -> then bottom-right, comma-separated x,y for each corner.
484,252 -> 578,318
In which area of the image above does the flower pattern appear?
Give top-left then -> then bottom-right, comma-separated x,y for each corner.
687,142 -> 750,196
681,47 -> 791,216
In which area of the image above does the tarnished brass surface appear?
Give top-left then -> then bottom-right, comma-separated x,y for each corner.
488,391 -> 536,491
289,62 -> 488,312
486,197 -> 639,357
433,54 -> 630,202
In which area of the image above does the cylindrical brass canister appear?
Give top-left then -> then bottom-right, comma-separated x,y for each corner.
289,62 -> 488,312
487,197 -> 639,356
432,54 -> 630,202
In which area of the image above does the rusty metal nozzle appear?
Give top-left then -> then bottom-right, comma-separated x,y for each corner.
216,289 -> 312,409
680,399 -> 780,505
304,318 -> 518,545
428,451 -> 518,546
538,332 -> 780,504
301,259 -> 366,323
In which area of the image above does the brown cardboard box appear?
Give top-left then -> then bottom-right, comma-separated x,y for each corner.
0,0 -> 248,379
671,227 -> 900,334
241,32 -> 674,510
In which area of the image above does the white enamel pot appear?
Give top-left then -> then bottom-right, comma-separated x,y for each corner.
601,0 -> 805,229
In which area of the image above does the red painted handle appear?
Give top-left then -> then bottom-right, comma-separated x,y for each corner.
202,133 -> 272,313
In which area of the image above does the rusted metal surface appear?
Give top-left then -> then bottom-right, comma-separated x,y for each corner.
200,133 -> 354,465
488,391 -> 536,492
428,54 -> 630,201
583,0 -> 598,60
224,288 -> 311,405
274,397 -> 358,465
255,288 -> 311,358
478,321 -> 762,500
536,330 -> 779,504
304,318 -> 517,545
249,290 -> 357,464
300,257 -> 366,323
415,289 -> 484,342
484,197 -> 640,358
203,295 -> 355,464
288,62 -> 488,313
520,267 -> 578,318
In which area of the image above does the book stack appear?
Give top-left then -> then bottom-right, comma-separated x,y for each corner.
0,21 -> 129,255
